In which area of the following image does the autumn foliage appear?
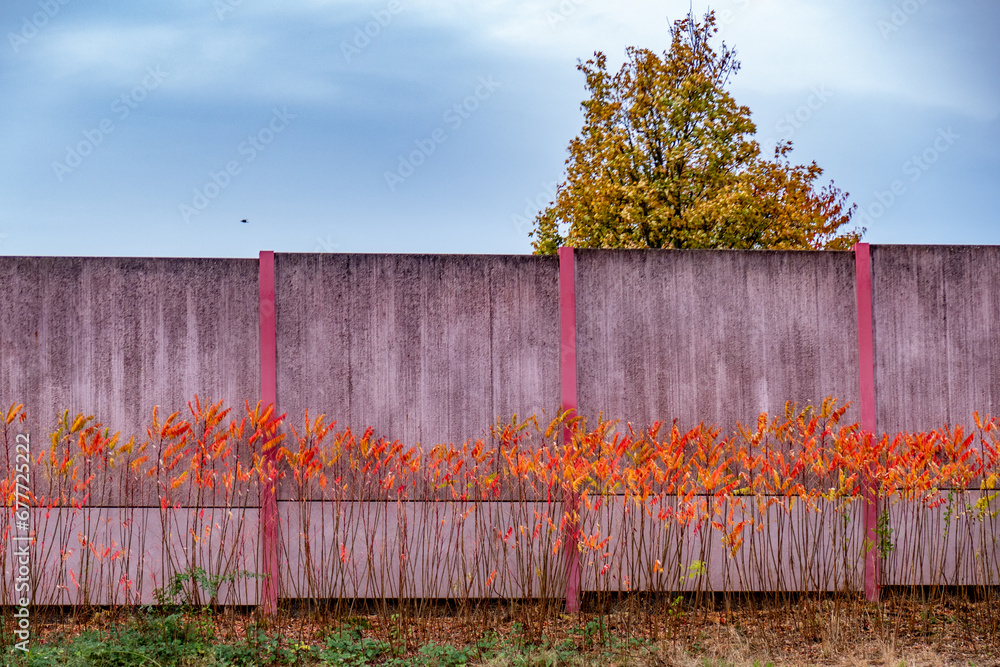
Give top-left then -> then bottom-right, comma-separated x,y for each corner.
3,397 -> 1000,642
531,11 -> 861,254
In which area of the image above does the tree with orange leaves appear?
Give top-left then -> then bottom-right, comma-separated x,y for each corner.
531,10 -> 861,254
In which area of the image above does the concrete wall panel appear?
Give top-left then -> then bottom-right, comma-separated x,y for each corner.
0,257 -> 260,505
872,245 -> 1000,434
574,250 -> 860,436
274,254 -> 560,499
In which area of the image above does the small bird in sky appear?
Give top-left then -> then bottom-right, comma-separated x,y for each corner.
241,219 -> 248,223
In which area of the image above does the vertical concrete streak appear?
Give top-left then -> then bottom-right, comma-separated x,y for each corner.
854,243 -> 880,602
558,247 -> 580,613
259,251 -> 279,614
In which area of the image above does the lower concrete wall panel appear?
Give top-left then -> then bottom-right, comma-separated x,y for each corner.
884,492 -> 1000,587
278,500 -> 570,600
581,496 -> 866,594
1,507 -> 261,606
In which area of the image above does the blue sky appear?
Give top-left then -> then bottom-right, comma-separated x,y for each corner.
1,0 -> 997,257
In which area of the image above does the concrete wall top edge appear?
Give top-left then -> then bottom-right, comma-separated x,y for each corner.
869,245 -> 1000,262
869,244 -> 1000,251
0,255 -> 259,262
572,248 -> 855,255
570,245 -> 1000,254
274,252 -> 557,262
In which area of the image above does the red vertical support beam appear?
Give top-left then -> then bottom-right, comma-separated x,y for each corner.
854,242 -> 880,602
558,246 -> 580,613
259,250 -> 279,615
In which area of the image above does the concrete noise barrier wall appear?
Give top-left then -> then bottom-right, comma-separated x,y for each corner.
2,245 -> 1000,608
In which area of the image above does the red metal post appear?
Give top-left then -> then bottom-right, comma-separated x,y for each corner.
259,250 -> 279,614
854,243 -> 880,602
558,246 -> 580,612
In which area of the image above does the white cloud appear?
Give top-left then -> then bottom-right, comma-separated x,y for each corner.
709,0 -> 997,120
34,24 -> 184,85
29,19 -> 344,104
18,0 -> 996,120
